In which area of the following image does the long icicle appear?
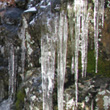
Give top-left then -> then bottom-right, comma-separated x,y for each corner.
8,44 -> 16,100
94,0 -> 105,73
74,16 -> 80,108
81,0 -> 88,77
74,0 -> 82,107
94,0 -> 99,73
57,11 -> 68,110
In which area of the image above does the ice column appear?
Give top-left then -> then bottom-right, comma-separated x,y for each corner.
57,11 -> 68,110
41,15 -> 56,110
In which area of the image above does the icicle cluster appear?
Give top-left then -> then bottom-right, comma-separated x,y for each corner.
41,11 -> 68,110
40,0 -> 105,109
74,0 -> 88,106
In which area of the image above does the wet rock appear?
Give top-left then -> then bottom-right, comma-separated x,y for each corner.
2,7 -> 23,25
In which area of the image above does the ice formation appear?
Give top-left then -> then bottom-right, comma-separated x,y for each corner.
8,44 -> 16,100
94,0 -> 105,73
57,11 -> 68,110
41,14 -> 56,110
0,0 -> 106,110
74,0 -> 88,107
40,0 -> 105,109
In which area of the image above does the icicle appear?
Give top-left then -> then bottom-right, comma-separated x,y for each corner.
8,44 -> 16,100
74,15 -> 80,107
21,32 -> 26,80
74,0 -> 81,107
94,0 -> 105,73
99,0 -> 105,27
18,16 -> 27,80
81,0 -> 88,77
41,14 -> 56,110
94,0 -> 99,73
57,11 -> 68,110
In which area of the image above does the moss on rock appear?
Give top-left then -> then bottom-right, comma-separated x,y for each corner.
15,88 -> 25,110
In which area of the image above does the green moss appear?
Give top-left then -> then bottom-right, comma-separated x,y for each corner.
97,54 -> 110,77
86,49 -> 110,77
78,49 -> 110,77
15,89 -> 25,110
87,50 -> 95,74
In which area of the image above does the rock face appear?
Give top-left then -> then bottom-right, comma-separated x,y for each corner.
0,0 -> 110,110
96,90 -> 110,110
64,76 -> 110,110
0,1 -> 23,106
